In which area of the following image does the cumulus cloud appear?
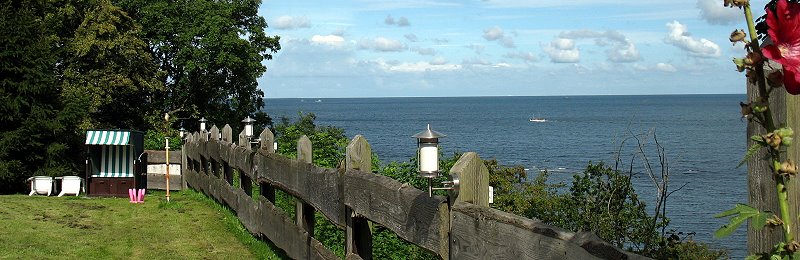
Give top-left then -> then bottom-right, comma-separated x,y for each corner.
273,16 -> 311,30
656,62 -> 678,72
385,15 -> 410,27
483,26 -> 516,48
558,30 -> 641,62
405,34 -> 418,42
483,26 -> 505,41
411,46 -> 437,56
664,21 -> 721,57
543,38 -> 580,63
358,37 -> 407,52
311,35 -> 346,47
433,38 -> 449,44
504,51 -> 539,62
697,0 -> 740,25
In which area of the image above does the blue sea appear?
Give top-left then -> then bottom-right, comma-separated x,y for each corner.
263,94 -> 748,257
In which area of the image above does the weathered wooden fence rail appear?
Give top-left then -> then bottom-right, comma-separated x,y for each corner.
181,125 -> 647,260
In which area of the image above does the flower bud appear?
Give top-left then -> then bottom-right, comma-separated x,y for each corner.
729,29 -> 747,44
766,214 -> 784,227
764,132 -> 782,149
776,127 -> 794,138
768,71 -> 784,88
733,58 -> 746,72
782,136 -> 793,147
745,52 -> 762,65
779,159 -> 798,176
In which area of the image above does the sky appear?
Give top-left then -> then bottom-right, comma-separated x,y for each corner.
257,0 -> 770,98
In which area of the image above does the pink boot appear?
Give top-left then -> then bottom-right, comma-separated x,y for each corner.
128,189 -> 136,203
137,189 -> 145,203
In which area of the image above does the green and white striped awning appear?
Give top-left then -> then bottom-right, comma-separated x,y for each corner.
85,130 -> 131,145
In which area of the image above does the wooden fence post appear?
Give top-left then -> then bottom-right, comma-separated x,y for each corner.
345,135 -> 373,259
222,125 -> 234,185
296,135 -> 315,235
238,129 -> 254,195
748,61 -> 800,253
450,152 -> 490,207
259,129 -> 276,203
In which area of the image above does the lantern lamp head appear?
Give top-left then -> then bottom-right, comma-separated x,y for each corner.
242,116 -> 256,138
179,126 -> 186,138
413,124 -> 446,178
199,117 -> 209,132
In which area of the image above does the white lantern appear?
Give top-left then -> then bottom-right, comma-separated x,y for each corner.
199,117 -> 208,132
413,124 -> 446,178
242,116 -> 256,138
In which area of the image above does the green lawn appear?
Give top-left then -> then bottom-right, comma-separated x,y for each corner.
0,190 -> 286,259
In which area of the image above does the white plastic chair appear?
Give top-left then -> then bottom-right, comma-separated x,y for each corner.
58,176 -> 84,197
27,176 -> 53,196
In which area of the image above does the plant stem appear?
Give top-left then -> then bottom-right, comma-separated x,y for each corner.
744,3 -> 793,243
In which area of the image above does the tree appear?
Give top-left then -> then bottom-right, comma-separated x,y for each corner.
117,0 -> 281,130
0,0 -> 77,193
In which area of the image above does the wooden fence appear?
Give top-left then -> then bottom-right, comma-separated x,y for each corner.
181,125 -> 647,260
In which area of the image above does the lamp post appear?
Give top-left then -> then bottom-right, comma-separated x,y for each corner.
413,124 -> 458,197
179,126 -> 186,139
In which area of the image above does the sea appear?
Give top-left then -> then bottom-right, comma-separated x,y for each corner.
263,94 -> 748,257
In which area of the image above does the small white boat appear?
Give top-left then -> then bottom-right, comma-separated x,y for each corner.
315,99 -> 322,103
529,115 -> 547,122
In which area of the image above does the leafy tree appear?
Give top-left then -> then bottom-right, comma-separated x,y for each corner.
274,113 -> 347,168
116,0 -> 281,130
0,0 -> 79,193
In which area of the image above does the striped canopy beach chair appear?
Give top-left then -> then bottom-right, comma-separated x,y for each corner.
85,130 -> 145,197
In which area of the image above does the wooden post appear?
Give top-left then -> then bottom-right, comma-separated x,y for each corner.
747,62 -> 800,253
450,152 -> 490,207
345,135 -> 373,259
258,129 -> 276,203
222,124 -> 233,143
296,135 -> 315,235
165,137 -> 170,202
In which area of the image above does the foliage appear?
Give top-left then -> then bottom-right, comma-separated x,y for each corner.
648,231 -> 730,260
0,0 -> 81,193
274,112 -> 348,168
117,0 -> 281,130
143,130 -> 182,151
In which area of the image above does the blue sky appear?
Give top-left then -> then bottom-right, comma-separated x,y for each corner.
257,0 -> 768,98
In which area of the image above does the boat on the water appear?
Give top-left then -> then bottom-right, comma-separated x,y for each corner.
529,116 -> 546,122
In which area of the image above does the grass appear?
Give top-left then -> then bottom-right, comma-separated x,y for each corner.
0,189 -> 286,259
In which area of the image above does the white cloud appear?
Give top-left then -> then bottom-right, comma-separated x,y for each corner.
664,20 -> 721,57
482,26 -> 516,48
376,60 -> 461,72
385,15 -> 410,26
656,62 -> 678,72
465,44 -> 486,54
358,37 -> 407,52
697,0 -> 740,25
543,38 -> 580,63
433,38 -> 449,44
559,30 -> 641,62
405,34 -> 418,42
397,17 -> 410,26
430,57 -> 448,65
273,16 -> 311,30
412,46 -> 437,56
483,26 -> 505,40
504,51 -> 539,62
311,35 -> 346,47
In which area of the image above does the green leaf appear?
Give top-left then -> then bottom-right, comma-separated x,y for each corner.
715,204 -> 772,238
738,143 -> 766,168
753,135 -> 766,142
745,254 -> 765,260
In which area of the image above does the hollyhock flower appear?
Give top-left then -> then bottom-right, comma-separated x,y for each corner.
762,0 -> 800,94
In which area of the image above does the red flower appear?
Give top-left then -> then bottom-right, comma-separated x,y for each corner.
762,0 -> 800,94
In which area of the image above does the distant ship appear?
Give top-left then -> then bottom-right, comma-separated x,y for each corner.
529,115 -> 546,122
315,99 -> 322,103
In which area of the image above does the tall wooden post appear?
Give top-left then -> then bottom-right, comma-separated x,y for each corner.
259,129 -> 275,203
296,135 -> 316,235
222,125 -> 234,185
345,135 -> 373,259
449,152 -> 490,207
748,62 -> 800,253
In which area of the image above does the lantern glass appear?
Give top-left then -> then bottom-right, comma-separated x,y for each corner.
418,141 -> 439,176
242,116 -> 256,137
179,127 -> 186,138
199,117 -> 208,132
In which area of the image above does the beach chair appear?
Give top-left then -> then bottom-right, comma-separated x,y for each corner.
27,176 -> 54,196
